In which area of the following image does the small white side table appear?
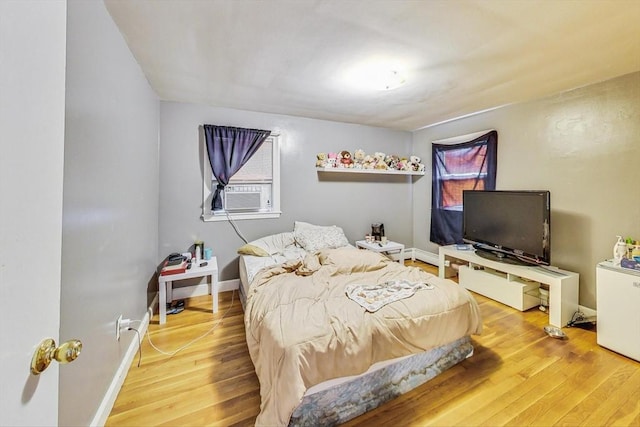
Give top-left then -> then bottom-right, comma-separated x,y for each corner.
157,257 -> 218,325
355,240 -> 405,262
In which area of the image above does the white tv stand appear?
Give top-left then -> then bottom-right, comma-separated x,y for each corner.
439,245 -> 579,328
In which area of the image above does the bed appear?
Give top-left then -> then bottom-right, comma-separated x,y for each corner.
238,222 -> 483,426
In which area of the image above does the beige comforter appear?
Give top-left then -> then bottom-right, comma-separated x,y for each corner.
244,246 -> 482,426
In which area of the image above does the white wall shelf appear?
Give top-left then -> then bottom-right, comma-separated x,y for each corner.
316,167 -> 424,176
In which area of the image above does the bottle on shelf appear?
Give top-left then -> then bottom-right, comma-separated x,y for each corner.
632,240 -> 640,260
194,240 -> 204,262
613,236 -> 627,266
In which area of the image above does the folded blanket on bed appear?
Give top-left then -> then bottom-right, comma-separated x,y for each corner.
345,280 -> 433,312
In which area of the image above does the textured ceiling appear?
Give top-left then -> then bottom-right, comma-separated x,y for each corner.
105,0 -> 640,131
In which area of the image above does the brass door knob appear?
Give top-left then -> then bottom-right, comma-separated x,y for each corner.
30,338 -> 83,375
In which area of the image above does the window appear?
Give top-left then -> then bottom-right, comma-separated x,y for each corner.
202,134 -> 281,221
430,130 -> 497,245
437,145 -> 489,211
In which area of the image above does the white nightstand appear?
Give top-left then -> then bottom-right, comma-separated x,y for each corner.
157,257 -> 218,325
355,240 -> 405,262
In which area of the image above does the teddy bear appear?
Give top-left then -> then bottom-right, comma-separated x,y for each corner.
384,154 -> 399,170
315,152 -> 327,168
353,149 -> 365,168
362,154 -> 375,169
373,152 -> 387,170
397,158 -> 410,171
340,150 -> 354,168
410,155 -> 425,172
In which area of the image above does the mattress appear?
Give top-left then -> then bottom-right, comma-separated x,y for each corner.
289,335 -> 474,426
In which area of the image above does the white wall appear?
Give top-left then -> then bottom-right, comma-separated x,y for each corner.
159,101 -> 415,281
412,72 -> 640,309
60,1 -> 159,425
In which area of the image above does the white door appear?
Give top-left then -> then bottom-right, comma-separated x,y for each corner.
0,2 -> 67,425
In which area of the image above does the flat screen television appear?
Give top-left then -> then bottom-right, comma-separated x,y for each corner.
462,190 -> 551,266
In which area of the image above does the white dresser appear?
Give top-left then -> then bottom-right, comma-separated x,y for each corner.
596,261 -> 640,362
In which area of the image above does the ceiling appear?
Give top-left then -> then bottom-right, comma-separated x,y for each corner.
105,0 -> 640,131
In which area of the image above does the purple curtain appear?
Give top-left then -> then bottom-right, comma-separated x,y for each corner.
203,125 -> 271,211
430,130 -> 497,245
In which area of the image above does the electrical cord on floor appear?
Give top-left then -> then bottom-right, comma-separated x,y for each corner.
126,327 -> 143,367
566,310 -> 585,327
117,319 -> 143,367
145,290 -> 236,358
567,311 -> 583,328
566,310 -> 596,329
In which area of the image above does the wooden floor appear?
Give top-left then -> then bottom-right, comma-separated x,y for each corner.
107,261 -> 640,427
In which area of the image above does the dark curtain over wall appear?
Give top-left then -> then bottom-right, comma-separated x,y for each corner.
430,130 -> 497,245
203,125 -> 271,211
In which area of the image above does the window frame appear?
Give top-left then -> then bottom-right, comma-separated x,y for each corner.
201,133 -> 281,222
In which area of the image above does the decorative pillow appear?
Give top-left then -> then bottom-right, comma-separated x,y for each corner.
293,221 -> 350,253
237,232 -> 296,257
237,244 -> 270,257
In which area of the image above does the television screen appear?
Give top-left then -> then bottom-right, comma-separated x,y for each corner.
463,190 -> 551,266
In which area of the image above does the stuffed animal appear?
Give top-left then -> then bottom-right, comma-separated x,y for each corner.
315,152 -> 327,168
410,155 -> 425,172
327,152 -> 338,168
340,150 -> 354,168
397,158 -> 410,171
385,154 -> 399,170
353,149 -> 365,168
362,154 -> 375,169
373,152 -> 387,170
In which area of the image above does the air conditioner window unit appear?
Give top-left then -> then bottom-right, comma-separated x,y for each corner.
223,184 -> 270,212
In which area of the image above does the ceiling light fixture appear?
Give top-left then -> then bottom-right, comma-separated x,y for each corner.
341,60 -> 408,92
381,70 -> 405,90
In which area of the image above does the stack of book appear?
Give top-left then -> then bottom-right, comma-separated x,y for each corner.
160,258 -> 187,276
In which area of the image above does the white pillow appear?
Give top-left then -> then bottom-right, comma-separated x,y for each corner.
293,221 -> 350,253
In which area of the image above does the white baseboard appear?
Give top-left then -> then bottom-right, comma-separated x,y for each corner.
406,248 -> 439,266
90,309 -> 150,427
149,294 -> 158,318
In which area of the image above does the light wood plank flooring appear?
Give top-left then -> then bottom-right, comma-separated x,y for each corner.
107,261 -> 640,426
